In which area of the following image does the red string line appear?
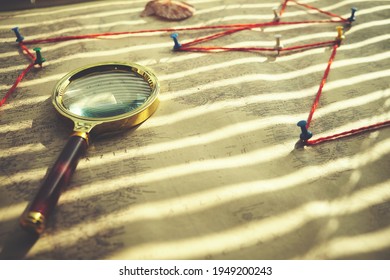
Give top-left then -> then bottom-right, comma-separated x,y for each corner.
281,40 -> 336,51
289,0 -> 347,22
306,43 -> 338,128
0,62 -> 35,107
180,46 -> 277,52
307,120 -> 390,145
179,40 -> 336,53
21,25 -> 262,45
180,27 -> 249,48
21,19 -> 347,45
280,0 -> 290,16
19,42 -> 36,61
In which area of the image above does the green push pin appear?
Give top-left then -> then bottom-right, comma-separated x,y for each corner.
33,47 -> 46,66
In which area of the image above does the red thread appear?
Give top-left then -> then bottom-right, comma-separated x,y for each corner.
22,25 -> 258,45
180,40 -> 337,53
289,0 -> 347,22
181,27 -> 249,48
21,20 -> 347,45
307,120 -> 390,145
279,40 -> 336,52
19,42 -> 36,61
306,43 -> 338,128
0,62 -> 35,107
280,0 -> 289,16
180,46 -> 277,52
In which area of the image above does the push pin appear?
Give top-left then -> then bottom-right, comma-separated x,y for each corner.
348,7 -> 357,22
11,27 -> 24,42
170,33 -> 181,50
297,120 -> 313,141
274,34 -> 283,54
273,7 -> 280,22
33,47 -> 46,66
336,26 -> 345,42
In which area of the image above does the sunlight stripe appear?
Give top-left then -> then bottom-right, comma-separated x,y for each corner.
160,69 -> 390,101
1,8 -> 143,30
29,138 -> 390,258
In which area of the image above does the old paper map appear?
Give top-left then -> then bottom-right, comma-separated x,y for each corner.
0,0 -> 389,259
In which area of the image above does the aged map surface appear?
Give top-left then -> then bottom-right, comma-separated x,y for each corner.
0,0 -> 389,259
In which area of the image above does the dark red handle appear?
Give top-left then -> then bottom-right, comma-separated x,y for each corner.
20,134 -> 88,234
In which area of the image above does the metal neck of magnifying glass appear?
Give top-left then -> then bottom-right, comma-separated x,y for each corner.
71,131 -> 89,144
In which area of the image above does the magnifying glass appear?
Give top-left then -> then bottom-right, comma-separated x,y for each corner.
19,62 -> 160,234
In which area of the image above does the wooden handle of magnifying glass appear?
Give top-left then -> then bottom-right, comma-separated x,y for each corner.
20,132 -> 89,234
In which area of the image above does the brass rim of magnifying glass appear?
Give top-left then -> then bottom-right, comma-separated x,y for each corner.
52,62 -> 160,135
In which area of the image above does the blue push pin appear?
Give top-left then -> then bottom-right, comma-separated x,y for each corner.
297,120 -> 313,141
348,7 -> 357,22
170,33 -> 181,50
11,27 -> 24,42
33,47 -> 46,66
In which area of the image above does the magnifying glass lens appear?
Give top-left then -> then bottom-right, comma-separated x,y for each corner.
63,70 -> 152,118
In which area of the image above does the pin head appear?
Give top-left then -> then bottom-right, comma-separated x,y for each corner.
33,47 -> 46,65
274,34 -> 283,51
170,33 -> 181,50
336,26 -> 345,41
348,7 -> 358,22
273,7 -> 280,21
11,27 -> 24,42
297,120 -> 313,141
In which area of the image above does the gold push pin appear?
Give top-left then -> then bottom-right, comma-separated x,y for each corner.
336,26 -> 345,41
